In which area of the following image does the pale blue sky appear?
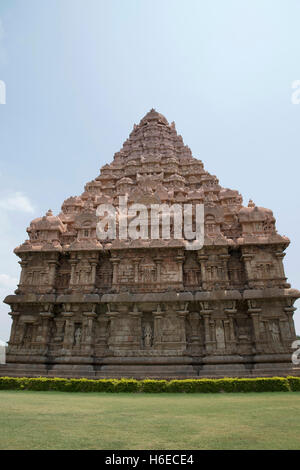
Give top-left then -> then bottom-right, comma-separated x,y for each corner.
0,0 -> 300,341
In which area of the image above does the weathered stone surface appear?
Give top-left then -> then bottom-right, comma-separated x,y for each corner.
1,109 -> 300,378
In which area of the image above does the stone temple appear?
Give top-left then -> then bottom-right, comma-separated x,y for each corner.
1,109 -> 300,378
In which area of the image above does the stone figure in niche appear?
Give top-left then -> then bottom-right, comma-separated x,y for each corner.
74,326 -> 82,346
143,323 -> 153,348
215,321 -> 226,349
270,322 -> 280,343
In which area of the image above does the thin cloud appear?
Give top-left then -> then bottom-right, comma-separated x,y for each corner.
0,192 -> 35,213
0,273 -> 18,289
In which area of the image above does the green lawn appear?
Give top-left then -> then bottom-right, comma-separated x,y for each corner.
0,391 -> 300,450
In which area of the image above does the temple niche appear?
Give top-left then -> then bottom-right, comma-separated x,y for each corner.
183,254 -> 201,288
1,108 -> 300,379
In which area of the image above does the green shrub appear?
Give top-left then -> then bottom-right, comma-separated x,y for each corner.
287,376 -> 300,392
114,379 -> 140,393
140,380 -> 167,393
165,378 -> 290,393
167,379 -> 219,393
0,376 -> 295,393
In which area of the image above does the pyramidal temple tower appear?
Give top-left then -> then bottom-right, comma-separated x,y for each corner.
2,109 -> 299,378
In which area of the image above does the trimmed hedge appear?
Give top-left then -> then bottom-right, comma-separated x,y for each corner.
287,376 -> 300,392
0,376 -> 299,393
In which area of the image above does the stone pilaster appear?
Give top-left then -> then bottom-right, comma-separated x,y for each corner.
241,253 -> 254,287
47,256 -> 59,291
176,305 -> 189,346
153,305 -> 163,348
69,259 -> 78,286
128,304 -> 142,348
275,251 -> 286,279
200,303 -> 214,354
95,313 -> 110,355
219,253 -> 230,286
133,259 -> 140,284
111,258 -> 120,287
197,253 -> 208,290
247,300 -> 262,353
154,258 -> 162,284
38,310 -> 54,350
18,260 -> 28,286
82,308 -> 97,353
175,256 -> 184,287
284,306 -> 297,339
106,304 -> 120,351
90,262 -> 98,287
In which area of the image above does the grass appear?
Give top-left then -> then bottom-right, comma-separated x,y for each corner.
0,391 -> 300,450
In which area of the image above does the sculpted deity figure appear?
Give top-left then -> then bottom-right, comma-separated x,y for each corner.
215,321 -> 226,349
74,326 -> 82,346
144,323 -> 153,348
270,322 -> 280,343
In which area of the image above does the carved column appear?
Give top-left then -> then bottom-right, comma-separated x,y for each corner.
175,256 -> 184,286
111,258 -> 120,286
241,253 -> 254,286
129,304 -> 142,348
106,304 -> 120,350
284,306 -> 297,339
224,302 -> 237,353
176,305 -> 189,347
69,259 -> 78,286
90,262 -> 98,287
228,316 -> 236,342
203,314 -> 211,344
154,258 -> 162,284
247,300 -> 262,352
274,251 -> 285,277
39,309 -> 54,350
95,314 -> 109,354
133,259 -> 140,284
153,305 -> 163,348
197,254 -> 208,290
200,303 -> 214,354
48,256 -> 59,290
18,260 -> 28,286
